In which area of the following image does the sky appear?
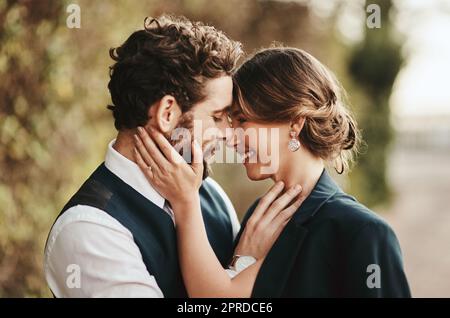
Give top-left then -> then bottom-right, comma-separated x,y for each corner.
308,0 -> 450,118
391,0 -> 450,118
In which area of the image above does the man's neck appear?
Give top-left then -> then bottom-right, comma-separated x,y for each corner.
113,129 -> 137,163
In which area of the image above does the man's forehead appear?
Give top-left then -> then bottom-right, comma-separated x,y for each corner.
193,93 -> 229,109
202,76 -> 233,111
190,96 -> 230,114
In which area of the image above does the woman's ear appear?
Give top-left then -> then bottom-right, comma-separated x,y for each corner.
290,117 -> 306,136
149,95 -> 182,134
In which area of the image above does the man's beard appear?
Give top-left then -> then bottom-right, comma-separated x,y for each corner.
164,111 -> 211,180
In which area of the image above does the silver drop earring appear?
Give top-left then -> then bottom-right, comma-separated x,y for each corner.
288,130 -> 301,152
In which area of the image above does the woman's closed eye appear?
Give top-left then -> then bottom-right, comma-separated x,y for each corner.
236,116 -> 247,124
230,116 -> 247,128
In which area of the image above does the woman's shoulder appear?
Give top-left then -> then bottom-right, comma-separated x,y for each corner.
243,190 -> 395,240
323,192 -> 381,221
316,191 -> 395,241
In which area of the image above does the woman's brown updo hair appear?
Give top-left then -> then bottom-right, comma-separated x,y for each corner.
232,47 -> 361,174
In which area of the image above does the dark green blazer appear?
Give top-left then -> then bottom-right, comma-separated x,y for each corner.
236,169 -> 411,298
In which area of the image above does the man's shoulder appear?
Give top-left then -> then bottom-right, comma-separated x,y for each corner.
53,205 -> 127,230
203,177 -> 224,193
44,205 -> 163,298
46,205 -> 132,254
202,177 -> 232,205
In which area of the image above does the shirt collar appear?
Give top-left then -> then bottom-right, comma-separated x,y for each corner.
104,139 -> 166,209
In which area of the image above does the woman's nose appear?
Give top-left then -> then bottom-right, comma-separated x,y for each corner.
225,128 -> 239,149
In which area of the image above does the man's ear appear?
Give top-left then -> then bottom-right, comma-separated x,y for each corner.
148,95 -> 182,133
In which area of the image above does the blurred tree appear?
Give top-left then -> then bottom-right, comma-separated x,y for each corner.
0,0 -> 65,296
348,0 -> 403,207
0,0 -> 120,296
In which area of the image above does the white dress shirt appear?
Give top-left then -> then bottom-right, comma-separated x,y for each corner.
44,140 -> 241,298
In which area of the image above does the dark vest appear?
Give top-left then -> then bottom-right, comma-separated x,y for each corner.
51,163 -> 234,297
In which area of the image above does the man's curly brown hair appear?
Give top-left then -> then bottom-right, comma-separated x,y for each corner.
107,15 -> 243,130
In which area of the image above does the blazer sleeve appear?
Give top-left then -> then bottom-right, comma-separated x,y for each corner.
344,221 -> 411,297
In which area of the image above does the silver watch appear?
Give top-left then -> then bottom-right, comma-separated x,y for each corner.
230,255 -> 257,272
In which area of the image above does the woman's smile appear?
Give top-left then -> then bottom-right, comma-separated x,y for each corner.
243,149 -> 257,164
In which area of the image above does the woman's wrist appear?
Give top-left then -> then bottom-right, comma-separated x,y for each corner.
171,191 -> 199,207
171,194 -> 201,222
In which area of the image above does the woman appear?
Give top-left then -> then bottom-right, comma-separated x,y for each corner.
134,47 -> 411,297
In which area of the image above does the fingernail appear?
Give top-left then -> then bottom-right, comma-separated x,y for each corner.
137,127 -> 143,134
293,184 -> 301,191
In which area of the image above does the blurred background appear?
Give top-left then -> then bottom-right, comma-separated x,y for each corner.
1,0 -> 449,297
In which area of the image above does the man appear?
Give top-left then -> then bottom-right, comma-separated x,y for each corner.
44,15 -> 246,297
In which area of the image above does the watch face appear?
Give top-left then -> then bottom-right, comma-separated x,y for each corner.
235,256 -> 257,272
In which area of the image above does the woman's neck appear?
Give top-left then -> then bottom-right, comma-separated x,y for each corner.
272,151 -> 324,200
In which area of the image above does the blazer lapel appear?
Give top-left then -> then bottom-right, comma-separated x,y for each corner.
252,221 -> 308,297
251,169 -> 339,298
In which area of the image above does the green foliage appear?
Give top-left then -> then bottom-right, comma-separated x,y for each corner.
1,0 -> 65,297
0,0 -> 114,297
